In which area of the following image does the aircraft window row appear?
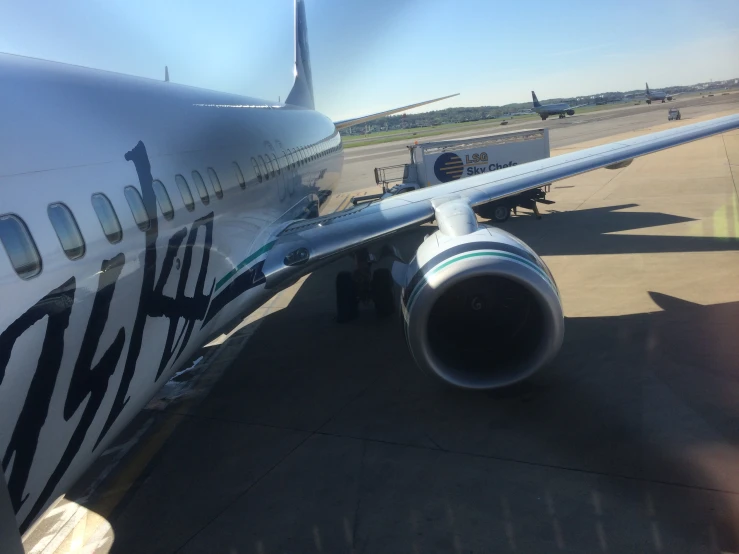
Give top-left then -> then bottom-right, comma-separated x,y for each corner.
245,135 -> 343,183
1,165 -> 242,280
0,139 -> 332,281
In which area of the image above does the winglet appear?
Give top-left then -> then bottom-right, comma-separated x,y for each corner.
285,0 -> 314,109
531,91 -> 541,108
165,66 -> 169,82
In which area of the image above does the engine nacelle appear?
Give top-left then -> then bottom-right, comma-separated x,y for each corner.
400,226 -> 564,389
566,109 -> 575,116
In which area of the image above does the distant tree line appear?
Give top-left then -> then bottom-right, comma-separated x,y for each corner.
340,79 -> 737,135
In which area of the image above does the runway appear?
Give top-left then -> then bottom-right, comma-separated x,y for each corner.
338,92 -> 739,193
22,96 -> 739,553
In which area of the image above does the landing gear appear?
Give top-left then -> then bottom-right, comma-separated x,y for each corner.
336,271 -> 358,322
558,114 -> 565,119
646,100 -> 652,105
335,248 -> 395,323
371,268 -> 394,317
540,115 -> 548,121
491,204 -> 511,223
661,99 -> 666,103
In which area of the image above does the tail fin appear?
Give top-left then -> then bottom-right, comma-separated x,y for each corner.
646,82 -> 650,94
531,91 -> 541,108
285,0 -> 314,109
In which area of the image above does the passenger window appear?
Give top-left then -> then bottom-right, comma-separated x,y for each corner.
207,167 -> 224,198
91,193 -> 123,244
0,213 -> 42,279
175,174 -> 195,211
191,170 -> 210,205
258,156 -> 269,180
233,162 -> 246,189
48,203 -> 86,260
251,157 -> 263,183
124,186 -> 151,231
152,180 -> 174,220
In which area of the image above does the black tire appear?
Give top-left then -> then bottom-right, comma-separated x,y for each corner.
646,100 -> 651,105
371,268 -> 395,318
336,271 -> 358,323
491,204 -> 511,223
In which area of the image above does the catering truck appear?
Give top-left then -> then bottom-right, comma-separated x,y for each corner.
367,128 -> 554,222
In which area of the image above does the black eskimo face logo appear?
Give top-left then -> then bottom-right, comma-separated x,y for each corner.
434,152 -> 463,183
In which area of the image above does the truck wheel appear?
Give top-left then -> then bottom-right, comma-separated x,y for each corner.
336,271 -> 358,323
371,268 -> 395,318
491,204 -> 511,223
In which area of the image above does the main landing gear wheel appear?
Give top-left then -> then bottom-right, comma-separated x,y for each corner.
336,271 -> 358,323
492,204 -> 511,223
558,114 -> 565,119
646,100 -> 651,105
371,268 -> 394,318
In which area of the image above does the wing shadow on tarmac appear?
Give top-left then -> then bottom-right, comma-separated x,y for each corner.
102,207 -> 739,553
500,203 -> 739,256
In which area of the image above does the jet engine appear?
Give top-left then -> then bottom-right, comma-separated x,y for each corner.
566,109 -> 575,116
399,208 -> 564,390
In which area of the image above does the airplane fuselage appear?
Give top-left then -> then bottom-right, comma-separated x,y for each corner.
533,102 -> 575,119
0,53 -> 343,530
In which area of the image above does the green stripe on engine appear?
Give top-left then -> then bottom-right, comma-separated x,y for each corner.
215,240 -> 276,291
406,250 -> 554,311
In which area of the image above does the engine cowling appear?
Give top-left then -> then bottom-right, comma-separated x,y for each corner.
566,109 -> 575,116
400,226 -> 564,389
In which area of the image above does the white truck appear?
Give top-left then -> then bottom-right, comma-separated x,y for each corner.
364,128 -> 554,222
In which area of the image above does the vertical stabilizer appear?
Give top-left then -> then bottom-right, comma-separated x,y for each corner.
646,82 -> 650,95
531,91 -> 541,108
285,0 -> 314,109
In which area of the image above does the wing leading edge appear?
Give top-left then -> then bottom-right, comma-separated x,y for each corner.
334,93 -> 460,130
263,113 -> 739,288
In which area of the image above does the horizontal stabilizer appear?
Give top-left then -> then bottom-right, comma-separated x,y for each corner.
334,93 -> 459,130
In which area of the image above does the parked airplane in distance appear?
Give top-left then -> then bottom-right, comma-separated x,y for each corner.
1,0 -> 738,544
645,82 -> 679,104
531,90 -> 587,120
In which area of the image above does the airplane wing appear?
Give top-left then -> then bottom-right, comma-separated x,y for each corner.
570,103 -> 589,109
334,93 -> 459,130
262,113 -> 739,287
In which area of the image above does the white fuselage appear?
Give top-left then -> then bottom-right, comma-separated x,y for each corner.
0,53 -> 342,530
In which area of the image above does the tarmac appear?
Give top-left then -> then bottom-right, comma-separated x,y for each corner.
22,94 -> 739,553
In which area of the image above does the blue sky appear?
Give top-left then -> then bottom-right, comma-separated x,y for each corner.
1,0 -> 738,120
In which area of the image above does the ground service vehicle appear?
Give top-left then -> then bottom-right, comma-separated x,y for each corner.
370,129 -> 554,222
